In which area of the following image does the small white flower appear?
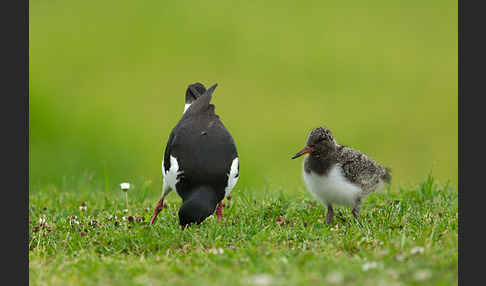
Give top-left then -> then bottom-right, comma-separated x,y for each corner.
123,209 -> 129,213
326,271 -> 344,284
39,217 -> 46,225
247,274 -> 274,286
69,219 -> 80,226
362,261 -> 378,271
410,246 -> 425,255
79,206 -> 87,211
414,269 -> 432,281
120,182 -> 130,192
394,254 -> 406,262
209,248 -> 224,255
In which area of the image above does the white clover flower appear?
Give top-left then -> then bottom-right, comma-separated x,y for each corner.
362,261 -> 378,271
208,248 -> 224,255
69,219 -> 80,226
414,269 -> 432,281
120,182 -> 131,192
394,254 -> 406,262
410,246 -> 425,255
326,271 -> 344,284
247,274 -> 274,286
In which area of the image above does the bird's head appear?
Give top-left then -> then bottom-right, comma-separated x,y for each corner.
184,82 -> 207,113
291,126 -> 337,159
178,186 -> 219,228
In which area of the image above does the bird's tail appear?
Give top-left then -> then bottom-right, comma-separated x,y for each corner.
382,167 -> 392,184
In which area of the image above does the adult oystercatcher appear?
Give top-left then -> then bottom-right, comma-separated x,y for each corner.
150,83 -> 239,227
291,126 -> 391,224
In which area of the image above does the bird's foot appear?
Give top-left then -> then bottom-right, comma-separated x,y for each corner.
216,202 -> 223,221
150,198 -> 165,224
337,210 -> 346,223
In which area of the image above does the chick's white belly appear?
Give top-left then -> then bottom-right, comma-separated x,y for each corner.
302,164 -> 361,208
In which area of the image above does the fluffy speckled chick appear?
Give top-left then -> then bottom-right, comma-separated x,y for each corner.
291,126 -> 391,224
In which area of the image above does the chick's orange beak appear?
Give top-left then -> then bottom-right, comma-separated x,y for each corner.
291,146 -> 313,159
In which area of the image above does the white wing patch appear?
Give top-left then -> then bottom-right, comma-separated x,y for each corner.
225,157 -> 239,197
183,103 -> 191,114
162,155 -> 182,197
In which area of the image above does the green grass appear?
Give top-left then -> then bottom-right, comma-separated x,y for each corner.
29,174 -> 457,286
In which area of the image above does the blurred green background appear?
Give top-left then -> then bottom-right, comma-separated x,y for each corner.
29,0 -> 457,193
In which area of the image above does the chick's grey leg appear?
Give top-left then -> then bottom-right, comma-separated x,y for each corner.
352,206 -> 360,220
325,205 -> 334,225
352,197 -> 362,220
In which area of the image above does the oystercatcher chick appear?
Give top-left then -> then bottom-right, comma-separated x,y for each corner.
150,83 -> 239,228
291,126 -> 391,224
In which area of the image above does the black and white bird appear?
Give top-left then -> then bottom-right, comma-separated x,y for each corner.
150,83 -> 239,228
291,126 -> 391,224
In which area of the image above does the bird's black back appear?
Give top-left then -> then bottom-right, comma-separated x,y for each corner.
164,92 -> 238,202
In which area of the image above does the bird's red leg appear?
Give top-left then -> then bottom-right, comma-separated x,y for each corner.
226,195 -> 232,201
150,198 -> 165,224
216,202 -> 223,221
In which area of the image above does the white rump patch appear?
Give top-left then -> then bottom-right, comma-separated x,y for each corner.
225,157 -> 239,197
302,163 -> 361,208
